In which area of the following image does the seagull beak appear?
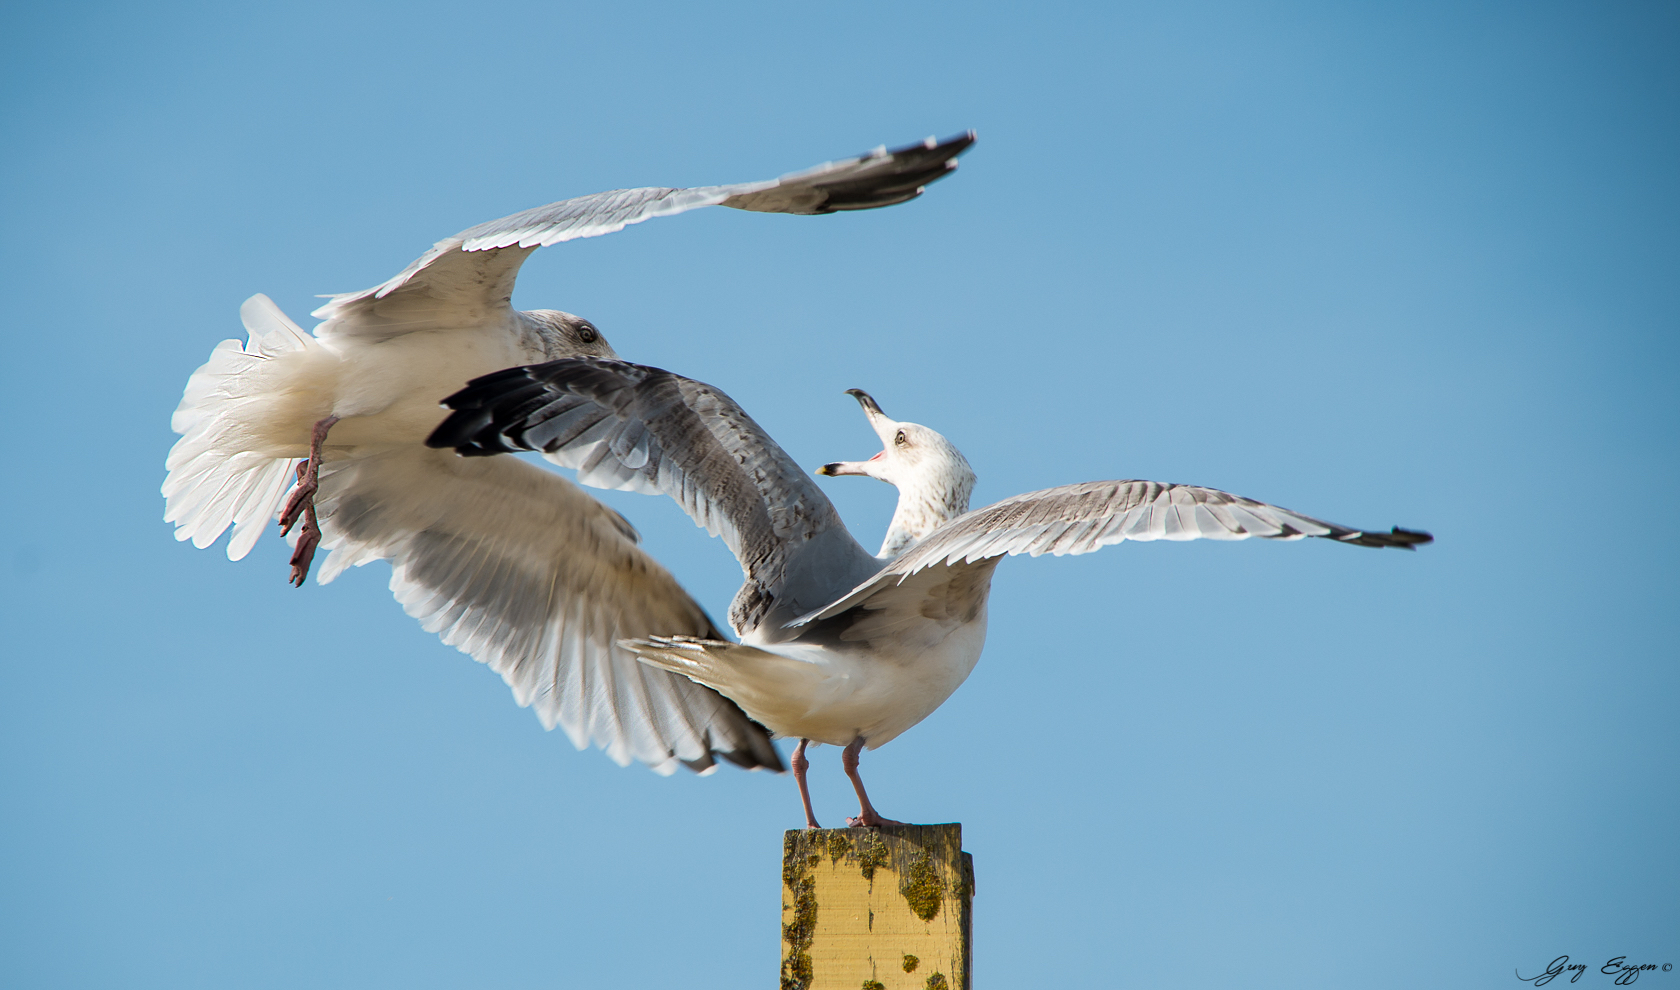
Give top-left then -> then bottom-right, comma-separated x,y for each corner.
823,390 -> 897,481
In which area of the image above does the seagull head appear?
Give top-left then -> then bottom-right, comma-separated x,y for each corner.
818,389 -> 976,557
524,309 -> 620,360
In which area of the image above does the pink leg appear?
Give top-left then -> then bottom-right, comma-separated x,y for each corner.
280,416 -> 339,587
792,739 -> 821,829
842,737 -> 906,828
287,486 -> 324,588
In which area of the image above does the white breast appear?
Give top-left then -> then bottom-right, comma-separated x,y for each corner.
736,603 -> 990,749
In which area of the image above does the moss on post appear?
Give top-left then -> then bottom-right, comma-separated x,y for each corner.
779,824 -> 973,990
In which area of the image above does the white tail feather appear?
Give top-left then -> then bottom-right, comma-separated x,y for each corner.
162,294 -> 312,560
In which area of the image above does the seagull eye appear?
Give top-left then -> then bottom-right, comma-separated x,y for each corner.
577,325 -> 599,344
894,430 -> 907,446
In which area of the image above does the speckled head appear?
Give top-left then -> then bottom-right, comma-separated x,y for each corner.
521,309 -> 619,360
817,389 -> 976,558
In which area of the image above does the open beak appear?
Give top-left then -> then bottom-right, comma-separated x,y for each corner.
817,390 -> 896,479
818,451 -> 884,476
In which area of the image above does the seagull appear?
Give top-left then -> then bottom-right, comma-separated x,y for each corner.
426,359 -> 1433,828
161,133 -> 974,776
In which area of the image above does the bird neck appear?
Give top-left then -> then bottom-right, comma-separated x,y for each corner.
879,475 -> 974,558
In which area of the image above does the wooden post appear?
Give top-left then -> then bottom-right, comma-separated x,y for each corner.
781,824 -> 974,990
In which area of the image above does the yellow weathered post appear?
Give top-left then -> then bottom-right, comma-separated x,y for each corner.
781,824 -> 973,990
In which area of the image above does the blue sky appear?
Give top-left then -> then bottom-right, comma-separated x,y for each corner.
1,2 -> 1675,988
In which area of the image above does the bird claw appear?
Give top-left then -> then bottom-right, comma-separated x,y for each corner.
278,463 -> 317,536
846,813 -> 908,828
288,504 -> 322,587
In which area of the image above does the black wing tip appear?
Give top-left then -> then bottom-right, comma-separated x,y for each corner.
1341,526 -> 1434,550
425,357 -> 661,455
815,130 -> 977,212
1388,526 -> 1434,549
680,745 -> 786,774
424,376 -> 527,453
424,412 -> 483,452
711,737 -> 787,774
897,130 -> 977,158
424,370 -> 535,453
679,701 -> 785,774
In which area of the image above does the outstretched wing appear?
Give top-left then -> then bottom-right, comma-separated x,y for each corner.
311,132 -> 976,340
797,480 -> 1433,625
309,444 -> 783,775
427,359 -> 881,636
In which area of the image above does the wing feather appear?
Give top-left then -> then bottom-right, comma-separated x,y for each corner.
310,133 -> 975,340
428,359 -> 881,636
310,445 -> 782,774
797,480 -> 1432,625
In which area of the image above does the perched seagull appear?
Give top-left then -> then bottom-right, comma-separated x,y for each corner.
162,133 -> 974,776
427,359 -> 1433,827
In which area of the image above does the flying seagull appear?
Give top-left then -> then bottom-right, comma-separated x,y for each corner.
427,359 -> 1432,827
162,132 -> 974,776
